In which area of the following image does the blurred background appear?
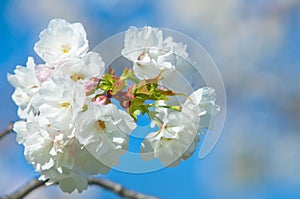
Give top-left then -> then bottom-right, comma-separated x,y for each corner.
0,0 -> 300,198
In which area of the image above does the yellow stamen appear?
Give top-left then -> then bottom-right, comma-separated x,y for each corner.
160,137 -> 173,141
97,120 -> 106,130
71,74 -> 84,82
60,102 -> 70,108
62,45 -> 71,54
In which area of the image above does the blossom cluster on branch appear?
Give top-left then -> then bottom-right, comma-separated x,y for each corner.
7,19 -> 220,193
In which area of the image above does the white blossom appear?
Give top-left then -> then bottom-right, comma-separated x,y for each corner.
31,74 -> 85,130
141,111 -> 199,167
75,103 -> 136,167
12,73 -> 108,193
163,36 -> 188,59
184,87 -> 220,130
7,57 -> 41,118
8,18 -> 221,193
121,26 -> 174,79
141,87 -> 219,167
122,26 -> 189,80
34,18 -> 89,65
55,51 -> 105,83
13,114 -> 107,193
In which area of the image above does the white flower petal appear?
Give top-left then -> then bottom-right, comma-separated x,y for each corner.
76,103 -> 136,167
141,111 -> 198,166
34,18 -> 89,64
59,174 -> 88,193
122,26 -> 188,80
185,87 -> 220,130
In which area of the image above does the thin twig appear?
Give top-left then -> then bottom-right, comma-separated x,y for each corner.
0,123 -> 14,142
0,124 -> 158,198
87,178 -> 159,199
0,177 -> 159,199
0,179 -> 45,199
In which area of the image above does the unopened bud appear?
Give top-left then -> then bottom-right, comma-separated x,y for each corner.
84,77 -> 100,95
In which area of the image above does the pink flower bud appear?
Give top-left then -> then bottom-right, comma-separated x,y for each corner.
93,95 -> 111,106
84,77 -> 100,95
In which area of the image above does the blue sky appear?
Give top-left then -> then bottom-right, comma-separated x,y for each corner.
1,1 -> 300,198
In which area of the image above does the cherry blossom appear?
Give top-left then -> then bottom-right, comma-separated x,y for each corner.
7,57 -> 41,118
34,18 -> 89,65
75,103 -> 136,167
121,26 -> 188,80
8,18 -> 220,193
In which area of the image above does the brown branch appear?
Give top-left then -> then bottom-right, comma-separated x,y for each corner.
87,178 -> 159,199
0,179 -> 45,199
0,123 -> 14,142
0,177 -> 159,199
0,124 -> 158,199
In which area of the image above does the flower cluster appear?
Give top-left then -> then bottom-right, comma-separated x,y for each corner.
8,19 -> 220,193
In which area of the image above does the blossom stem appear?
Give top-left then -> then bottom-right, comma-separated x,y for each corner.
0,178 -> 159,199
127,76 -> 140,83
152,116 -> 164,127
147,104 -> 181,111
0,123 -> 14,142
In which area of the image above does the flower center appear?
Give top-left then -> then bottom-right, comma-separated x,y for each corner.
71,74 -> 85,82
61,45 -> 71,54
137,51 -> 151,66
59,102 -> 70,108
97,120 -> 106,130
